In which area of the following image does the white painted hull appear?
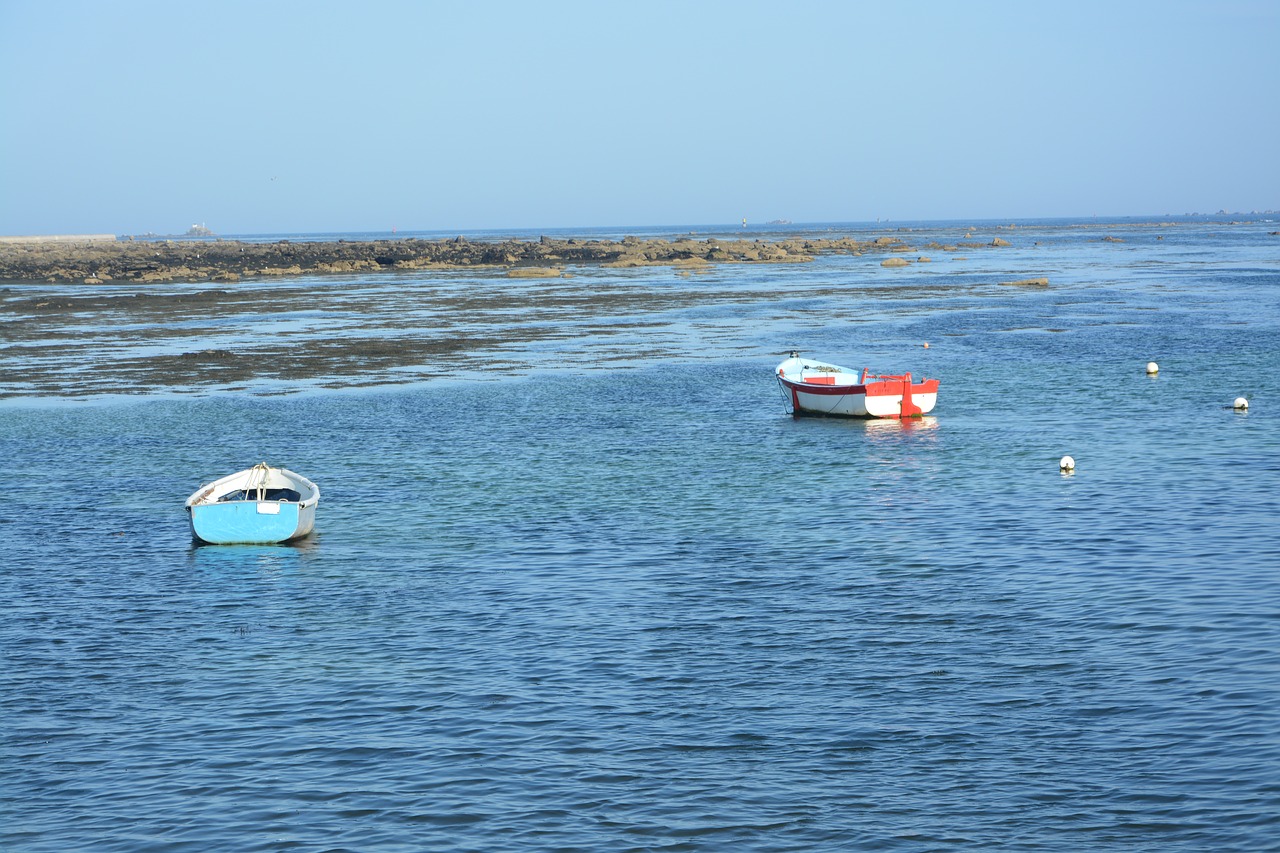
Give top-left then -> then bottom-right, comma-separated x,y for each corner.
776,355 -> 939,419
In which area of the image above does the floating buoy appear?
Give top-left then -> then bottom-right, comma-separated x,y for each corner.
1059,455 -> 1075,472
923,342 -> 929,348
1234,397 -> 1249,410
1146,361 -> 1159,375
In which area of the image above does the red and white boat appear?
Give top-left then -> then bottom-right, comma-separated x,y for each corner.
776,352 -> 939,418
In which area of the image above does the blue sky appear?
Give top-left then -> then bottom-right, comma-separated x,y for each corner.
2,0 -> 1277,235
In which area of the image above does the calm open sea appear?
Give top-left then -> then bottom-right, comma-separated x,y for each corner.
2,218 -> 1278,851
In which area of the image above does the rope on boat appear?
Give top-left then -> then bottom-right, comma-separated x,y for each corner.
249,461 -> 272,501
775,376 -> 794,414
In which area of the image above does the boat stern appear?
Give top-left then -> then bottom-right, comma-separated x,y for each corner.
188,499 -> 308,545
863,374 -> 940,418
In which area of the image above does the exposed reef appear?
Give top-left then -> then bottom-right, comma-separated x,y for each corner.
0,233 -> 998,284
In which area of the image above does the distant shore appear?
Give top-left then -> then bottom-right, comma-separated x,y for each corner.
4,219 -> 1273,398
0,233 -> 1001,285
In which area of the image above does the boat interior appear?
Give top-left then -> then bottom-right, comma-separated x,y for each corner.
216,488 -> 303,503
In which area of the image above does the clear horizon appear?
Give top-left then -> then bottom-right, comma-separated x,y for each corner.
2,0 -> 1278,237
30,209 -> 1280,241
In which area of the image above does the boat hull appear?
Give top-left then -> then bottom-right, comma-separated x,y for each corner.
776,356 -> 938,419
185,465 -> 319,545
188,499 -> 316,545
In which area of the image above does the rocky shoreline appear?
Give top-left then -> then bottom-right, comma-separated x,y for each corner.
0,231 -> 1012,398
0,233 -> 998,284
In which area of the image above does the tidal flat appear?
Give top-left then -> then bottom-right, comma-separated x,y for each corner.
0,232 -> 977,284
0,230 -> 1002,398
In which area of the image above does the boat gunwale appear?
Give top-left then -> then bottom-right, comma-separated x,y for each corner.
185,466 -> 320,510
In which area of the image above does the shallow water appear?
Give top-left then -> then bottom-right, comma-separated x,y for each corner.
2,218 -> 1278,851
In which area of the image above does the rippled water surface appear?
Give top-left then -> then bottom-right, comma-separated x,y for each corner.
3,219 -> 1279,851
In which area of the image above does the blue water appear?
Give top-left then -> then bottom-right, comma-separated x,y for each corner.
3,218 -> 1279,850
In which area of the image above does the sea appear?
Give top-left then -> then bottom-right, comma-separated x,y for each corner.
2,216 -> 1278,851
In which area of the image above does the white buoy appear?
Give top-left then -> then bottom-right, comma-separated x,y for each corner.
1059,455 -> 1075,472
1234,397 -> 1249,410
1146,361 -> 1159,375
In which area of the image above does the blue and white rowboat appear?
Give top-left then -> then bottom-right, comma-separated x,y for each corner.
185,463 -> 319,545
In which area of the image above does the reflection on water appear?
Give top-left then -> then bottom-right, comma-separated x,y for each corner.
188,535 -> 321,573
862,414 -> 939,436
